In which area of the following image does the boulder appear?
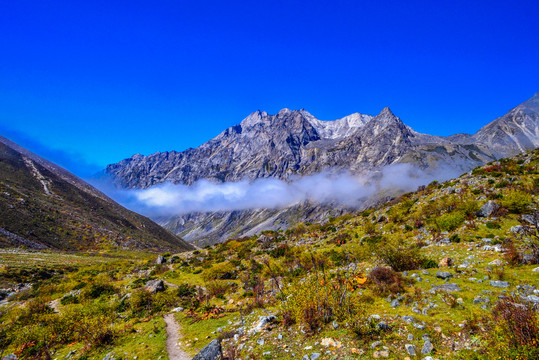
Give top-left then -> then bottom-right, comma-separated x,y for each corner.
421,340 -> 434,354
145,279 -> 165,293
436,271 -> 453,280
477,201 -> 500,217
490,281 -> 510,288
404,344 -> 417,356
439,257 -> 453,267
430,283 -> 461,293
156,255 -> 166,264
193,339 -> 222,360
253,315 -> 276,332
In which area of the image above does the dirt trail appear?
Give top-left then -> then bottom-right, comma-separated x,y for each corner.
164,313 -> 191,360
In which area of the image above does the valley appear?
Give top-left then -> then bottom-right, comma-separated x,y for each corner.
1,149 -> 538,359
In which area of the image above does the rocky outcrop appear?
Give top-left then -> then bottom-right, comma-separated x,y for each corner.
145,279 -> 166,293
192,339 -> 222,360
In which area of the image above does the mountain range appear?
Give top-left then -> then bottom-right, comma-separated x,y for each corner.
105,92 -> 539,245
0,136 -> 194,251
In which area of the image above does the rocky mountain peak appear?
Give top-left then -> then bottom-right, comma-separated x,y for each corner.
377,106 -> 396,118
239,110 -> 270,128
277,108 -> 293,116
517,91 -> 539,112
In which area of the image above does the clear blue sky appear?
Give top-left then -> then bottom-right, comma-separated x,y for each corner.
0,0 -> 538,175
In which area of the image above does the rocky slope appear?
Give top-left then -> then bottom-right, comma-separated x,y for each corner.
105,93 -> 539,245
0,136 -> 194,251
106,106 -> 498,189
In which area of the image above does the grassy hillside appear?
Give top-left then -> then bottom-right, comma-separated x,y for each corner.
0,149 -> 538,359
0,140 -> 194,252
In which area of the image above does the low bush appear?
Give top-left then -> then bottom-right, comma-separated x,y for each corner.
373,243 -> 428,271
487,298 -> 539,358
501,190 -> 532,214
437,212 -> 465,231
203,262 -> 236,281
367,266 -> 404,295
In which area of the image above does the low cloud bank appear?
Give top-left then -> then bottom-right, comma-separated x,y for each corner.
98,163 -> 459,216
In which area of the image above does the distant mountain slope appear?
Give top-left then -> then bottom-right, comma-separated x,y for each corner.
105,105 -> 499,189
104,92 -> 539,245
0,136 -> 194,251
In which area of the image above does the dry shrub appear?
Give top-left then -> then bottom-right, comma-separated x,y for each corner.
373,243 -> 424,271
492,298 -> 539,350
503,240 -> 522,266
367,266 -> 404,296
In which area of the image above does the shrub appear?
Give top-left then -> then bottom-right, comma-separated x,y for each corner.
203,262 -> 236,281
458,200 -> 480,217
489,298 -> 539,357
486,221 -> 501,229
269,244 -> 290,258
130,288 -> 154,313
83,283 -> 116,299
436,212 -> 465,231
60,294 -> 79,305
373,243 -> 422,271
367,266 -> 404,295
501,190 -> 532,214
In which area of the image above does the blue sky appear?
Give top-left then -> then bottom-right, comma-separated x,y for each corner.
0,0 -> 538,174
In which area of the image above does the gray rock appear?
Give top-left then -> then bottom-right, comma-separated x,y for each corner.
430,283 -> 462,293
310,353 -> 321,360
257,339 -> 264,346
193,339 -> 222,360
377,322 -> 391,331
522,214 -> 537,225
145,279 -> 165,293
436,271 -> 453,280
413,323 -> 425,330
525,295 -> 539,303
402,316 -> 416,323
371,341 -> 382,349
477,201 -> 500,217
473,297 -> 490,304
421,340 -> 434,354
253,315 -> 276,332
490,281 -> 510,288
156,255 -> 166,264
405,344 -> 417,356
510,225 -> 523,234
103,353 -> 114,360
407,334 -> 414,341
391,299 -> 400,308
2,355 -> 18,360
533,267 -> 539,272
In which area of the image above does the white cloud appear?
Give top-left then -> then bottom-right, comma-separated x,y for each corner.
99,163 -> 458,216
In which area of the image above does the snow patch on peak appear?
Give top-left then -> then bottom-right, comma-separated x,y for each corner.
307,112 -> 373,140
